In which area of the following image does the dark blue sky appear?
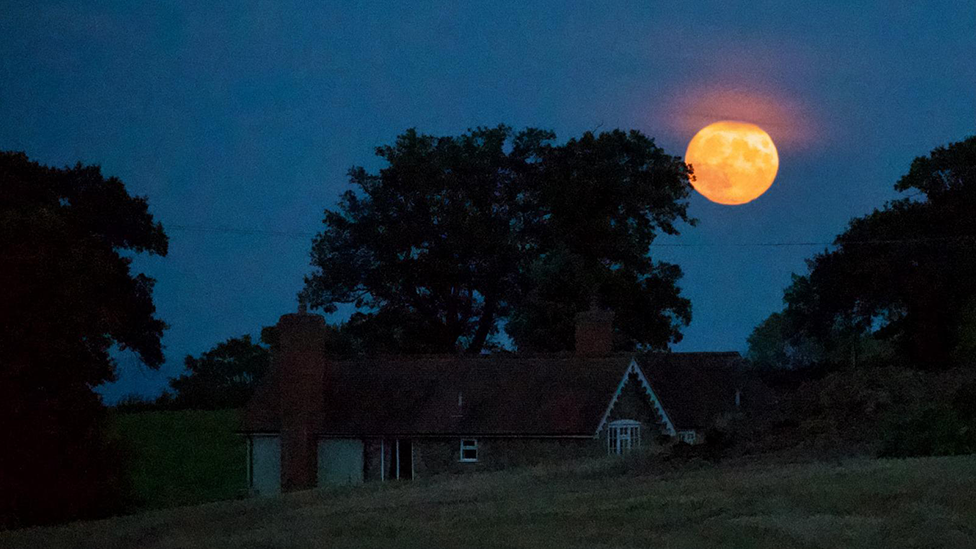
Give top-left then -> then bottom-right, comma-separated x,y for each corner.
2,2 -> 973,402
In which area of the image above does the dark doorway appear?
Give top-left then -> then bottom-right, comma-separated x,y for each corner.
391,439 -> 413,480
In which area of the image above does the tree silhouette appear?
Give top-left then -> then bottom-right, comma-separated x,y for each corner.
777,136 -> 976,369
168,335 -> 271,410
0,151 -> 167,526
303,126 -> 695,354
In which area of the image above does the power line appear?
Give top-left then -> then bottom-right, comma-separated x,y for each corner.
164,224 -> 976,248
167,224 -> 315,239
653,236 -> 976,248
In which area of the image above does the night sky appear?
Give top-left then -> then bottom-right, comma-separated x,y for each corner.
2,2 -> 973,402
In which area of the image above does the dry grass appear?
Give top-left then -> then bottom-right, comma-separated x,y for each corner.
5,454 -> 976,549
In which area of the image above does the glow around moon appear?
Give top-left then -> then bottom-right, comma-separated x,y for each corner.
685,121 -> 779,205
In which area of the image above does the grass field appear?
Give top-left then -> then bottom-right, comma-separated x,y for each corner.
5,453 -> 976,548
111,409 -> 246,511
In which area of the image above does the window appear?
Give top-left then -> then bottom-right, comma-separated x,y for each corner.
460,439 -> 478,462
678,431 -> 696,444
607,420 -> 641,455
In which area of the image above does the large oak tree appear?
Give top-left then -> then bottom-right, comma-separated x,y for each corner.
303,126 -> 695,354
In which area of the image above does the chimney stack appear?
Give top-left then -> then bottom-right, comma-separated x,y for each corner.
575,299 -> 614,355
276,302 -> 326,491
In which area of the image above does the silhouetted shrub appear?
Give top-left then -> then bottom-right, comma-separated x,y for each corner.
0,392 -> 138,529
113,391 -> 180,413
879,406 -> 976,458
878,380 -> 976,458
701,427 -> 732,461
951,381 -> 976,422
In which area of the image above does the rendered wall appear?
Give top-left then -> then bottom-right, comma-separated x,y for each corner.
413,437 -> 601,477
250,436 -> 281,496
317,439 -> 364,486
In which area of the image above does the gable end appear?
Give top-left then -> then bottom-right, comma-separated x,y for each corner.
594,359 -> 676,436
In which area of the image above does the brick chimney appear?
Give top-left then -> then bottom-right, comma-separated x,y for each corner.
276,301 -> 326,491
575,299 -> 614,355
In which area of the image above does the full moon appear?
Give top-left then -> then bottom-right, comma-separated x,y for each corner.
685,121 -> 779,205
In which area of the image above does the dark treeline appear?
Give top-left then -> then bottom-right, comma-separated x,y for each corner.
743,136 -> 976,458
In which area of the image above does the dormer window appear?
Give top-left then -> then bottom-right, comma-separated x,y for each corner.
607,419 -> 641,455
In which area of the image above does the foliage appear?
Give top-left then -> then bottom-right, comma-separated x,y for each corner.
115,393 -> 168,412
0,151 -> 167,527
745,312 -> 824,370
879,381 -> 976,458
730,361 -> 976,460
751,136 -> 976,370
879,407 -> 976,458
747,308 -> 894,372
168,335 -> 271,410
303,126 -> 695,353
806,367 -> 926,439
113,391 -> 183,412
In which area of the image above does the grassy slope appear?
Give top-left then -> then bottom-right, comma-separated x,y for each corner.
112,409 -> 246,511
6,454 -> 976,549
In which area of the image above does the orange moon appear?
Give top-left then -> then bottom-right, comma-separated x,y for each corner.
685,121 -> 779,205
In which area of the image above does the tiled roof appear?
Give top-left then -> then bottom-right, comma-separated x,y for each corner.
244,352 -> 744,436
635,352 -> 745,429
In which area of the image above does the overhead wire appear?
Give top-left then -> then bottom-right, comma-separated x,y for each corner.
164,224 -> 976,248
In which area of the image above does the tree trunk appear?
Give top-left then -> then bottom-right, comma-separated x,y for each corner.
467,298 -> 497,354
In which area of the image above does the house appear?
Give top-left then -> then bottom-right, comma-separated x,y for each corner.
241,304 -> 745,495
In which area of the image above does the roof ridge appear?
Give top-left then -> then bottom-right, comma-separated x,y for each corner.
328,351 -> 636,362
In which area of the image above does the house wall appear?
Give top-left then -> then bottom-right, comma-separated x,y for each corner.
412,437 -> 602,477
249,435 -> 281,496
317,439 -> 364,486
599,372 -> 671,447
340,375 -> 672,484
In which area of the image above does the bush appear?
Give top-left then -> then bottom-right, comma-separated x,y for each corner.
1,394 -> 138,529
724,365 -> 940,457
113,391 -> 181,413
879,406 -> 976,458
951,381 -> 976,422
775,366 -> 927,449
879,381 -> 976,458
710,364 -> 976,460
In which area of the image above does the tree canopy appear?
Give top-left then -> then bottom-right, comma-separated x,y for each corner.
752,136 -> 976,370
303,125 -> 695,354
0,151 -> 168,526
167,335 -> 271,410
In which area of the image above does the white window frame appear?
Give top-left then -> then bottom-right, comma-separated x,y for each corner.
246,436 -> 253,488
607,419 -> 641,455
459,439 -> 478,462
